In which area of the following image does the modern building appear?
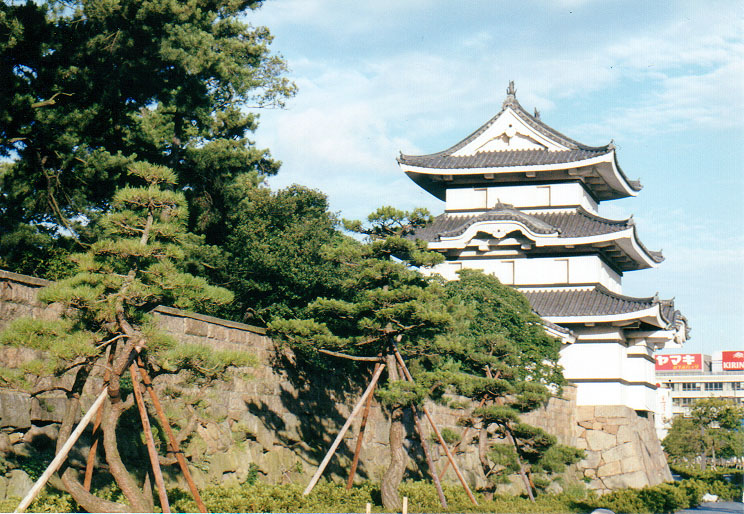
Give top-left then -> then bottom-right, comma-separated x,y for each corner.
398,82 -> 688,414
656,351 -> 744,418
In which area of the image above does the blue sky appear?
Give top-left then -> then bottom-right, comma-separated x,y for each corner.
248,0 -> 743,356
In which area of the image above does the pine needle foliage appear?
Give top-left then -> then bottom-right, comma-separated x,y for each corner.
0,163 -> 247,512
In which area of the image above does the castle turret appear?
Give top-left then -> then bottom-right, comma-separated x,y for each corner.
399,83 -> 688,412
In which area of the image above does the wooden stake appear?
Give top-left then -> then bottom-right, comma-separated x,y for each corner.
136,358 -> 208,513
365,502 -> 371,514
392,347 -> 478,506
130,361 -> 170,513
402,496 -> 408,514
303,364 -> 386,496
346,362 -> 380,489
15,388 -> 108,513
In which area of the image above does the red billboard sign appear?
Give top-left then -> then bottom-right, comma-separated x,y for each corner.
655,353 -> 702,371
722,351 -> 744,371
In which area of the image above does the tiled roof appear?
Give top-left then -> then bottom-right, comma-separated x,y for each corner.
523,286 -> 668,321
398,149 -> 608,170
414,206 -> 631,242
397,86 -> 642,194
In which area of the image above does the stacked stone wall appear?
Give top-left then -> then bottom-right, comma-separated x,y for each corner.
0,269 -> 672,498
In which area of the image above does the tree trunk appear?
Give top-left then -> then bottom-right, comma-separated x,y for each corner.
478,426 -> 490,476
505,424 -> 534,502
381,353 -> 407,511
102,399 -> 152,512
57,397 -> 134,513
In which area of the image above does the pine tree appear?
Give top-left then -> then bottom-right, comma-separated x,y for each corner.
0,163 -> 251,512
0,0 -> 295,277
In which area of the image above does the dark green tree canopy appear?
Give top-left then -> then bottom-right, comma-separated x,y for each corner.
221,183 -> 348,323
0,0 -> 296,276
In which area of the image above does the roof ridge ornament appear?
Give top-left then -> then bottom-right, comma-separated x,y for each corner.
503,80 -> 517,108
608,139 -> 616,151
533,107 -> 540,119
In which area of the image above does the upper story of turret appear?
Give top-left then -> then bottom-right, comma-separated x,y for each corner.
398,81 -> 642,214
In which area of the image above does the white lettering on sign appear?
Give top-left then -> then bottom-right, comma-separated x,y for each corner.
656,355 -> 669,365
670,355 -> 682,365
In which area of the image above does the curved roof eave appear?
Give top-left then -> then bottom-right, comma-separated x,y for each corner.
543,304 -> 666,328
399,153 -> 616,176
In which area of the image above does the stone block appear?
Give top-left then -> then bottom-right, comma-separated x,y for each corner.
585,429 -> 616,451
603,470 -> 649,490
0,391 -> 31,429
604,424 -> 619,435
30,396 -> 67,423
579,450 -> 601,469
578,421 -> 593,429
621,456 -> 643,473
597,460 -> 621,477
185,318 -> 208,337
595,405 -> 629,418
616,425 -> 634,443
6,470 -> 33,499
576,405 -> 595,421
208,324 -> 227,342
602,442 -> 633,463
607,416 -> 631,426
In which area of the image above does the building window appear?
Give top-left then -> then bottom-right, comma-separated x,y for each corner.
682,383 -> 700,391
732,382 -> 743,391
705,382 -> 723,391
680,397 -> 695,406
672,398 -> 681,406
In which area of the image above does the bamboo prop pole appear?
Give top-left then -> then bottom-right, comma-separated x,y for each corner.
303,364 -> 386,496
392,347 -> 478,506
130,361 -> 171,513
346,362 -> 380,490
136,358 -> 208,513
83,347 -> 115,491
15,388 -> 108,513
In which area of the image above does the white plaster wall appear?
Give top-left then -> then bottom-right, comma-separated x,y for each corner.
561,342 -> 625,381
426,255 -> 622,292
446,183 -> 598,212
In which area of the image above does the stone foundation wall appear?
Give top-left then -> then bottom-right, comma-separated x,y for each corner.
0,269 -> 672,498
574,405 -> 672,493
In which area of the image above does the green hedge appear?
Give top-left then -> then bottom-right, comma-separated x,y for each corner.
2,475 -> 741,513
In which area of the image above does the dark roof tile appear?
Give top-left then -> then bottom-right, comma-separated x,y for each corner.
398,149 -> 608,170
523,286 -> 666,320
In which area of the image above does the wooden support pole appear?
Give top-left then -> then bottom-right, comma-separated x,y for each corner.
303,364 -> 386,496
346,363 -> 380,490
136,358 -> 208,513
15,388 -> 108,513
130,361 -> 170,513
392,347 -> 478,506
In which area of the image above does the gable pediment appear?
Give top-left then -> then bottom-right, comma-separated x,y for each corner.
452,108 -> 569,156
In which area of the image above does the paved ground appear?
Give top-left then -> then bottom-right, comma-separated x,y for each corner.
676,502 -> 744,513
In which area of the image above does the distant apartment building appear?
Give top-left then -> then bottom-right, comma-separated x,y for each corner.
654,351 -> 744,438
